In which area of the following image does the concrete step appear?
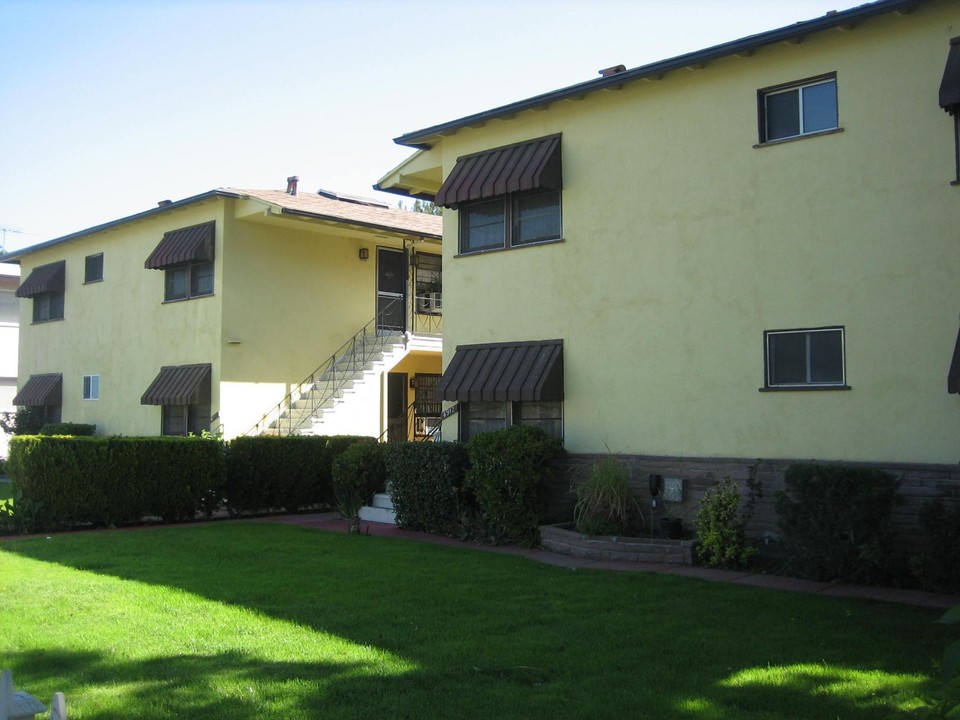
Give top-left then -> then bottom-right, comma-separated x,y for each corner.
358,504 -> 396,525
371,492 -> 394,510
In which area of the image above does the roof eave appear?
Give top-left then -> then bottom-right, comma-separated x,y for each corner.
278,208 -> 441,241
0,189 -> 238,264
393,0 -> 923,148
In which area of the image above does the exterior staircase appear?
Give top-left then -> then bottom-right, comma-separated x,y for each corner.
252,331 -> 407,437
246,297 -> 441,438
295,335 -> 409,436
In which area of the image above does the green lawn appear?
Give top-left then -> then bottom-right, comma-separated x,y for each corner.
0,523 -> 944,719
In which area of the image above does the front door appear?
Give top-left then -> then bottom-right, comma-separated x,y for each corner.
387,372 -> 408,442
377,247 -> 406,334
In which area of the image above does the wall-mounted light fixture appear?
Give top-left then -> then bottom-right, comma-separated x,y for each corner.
358,248 -> 370,261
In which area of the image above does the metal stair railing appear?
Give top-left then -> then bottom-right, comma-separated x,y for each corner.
246,297 -> 406,437
377,398 -> 443,443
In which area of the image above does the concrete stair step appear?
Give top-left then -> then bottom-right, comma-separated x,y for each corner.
371,492 -> 394,510
358,504 -> 396,525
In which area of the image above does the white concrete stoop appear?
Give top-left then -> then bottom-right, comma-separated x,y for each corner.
358,492 -> 396,525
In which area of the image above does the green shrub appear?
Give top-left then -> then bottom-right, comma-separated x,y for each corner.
774,464 -> 901,584
695,476 -> 756,569
912,498 -> 960,593
6,435 -> 225,531
38,423 -> 96,436
573,455 -> 643,536
2,407 -> 46,435
332,442 -> 386,532
384,442 -> 469,534
465,425 -> 564,547
915,606 -> 960,718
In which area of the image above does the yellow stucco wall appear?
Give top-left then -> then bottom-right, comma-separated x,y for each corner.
15,196 -> 440,439
218,208 -> 412,437
16,200 -> 225,436
436,2 -> 960,464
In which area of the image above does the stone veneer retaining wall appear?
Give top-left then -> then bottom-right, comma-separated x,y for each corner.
540,523 -> 695,564
545,454 -> 960,557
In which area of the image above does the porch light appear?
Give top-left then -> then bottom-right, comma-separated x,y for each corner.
358,248 -> 369,261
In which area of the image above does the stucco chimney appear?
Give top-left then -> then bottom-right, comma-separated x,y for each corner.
286,176 -> 299,195
599,64 -> 626,78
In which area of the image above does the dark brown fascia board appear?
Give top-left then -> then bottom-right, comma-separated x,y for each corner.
0,190 -> 442,264
0,189 -> 239,264
393,0 -> 924,149
370,183 -> 438,202
279,208 -> 441,240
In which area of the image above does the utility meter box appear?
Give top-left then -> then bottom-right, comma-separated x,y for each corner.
663,477 -> 684,503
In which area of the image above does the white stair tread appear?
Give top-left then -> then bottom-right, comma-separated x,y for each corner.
358,505 -> 396,525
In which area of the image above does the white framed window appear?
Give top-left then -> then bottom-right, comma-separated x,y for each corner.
162,404 -> 211,436
165,260 -> 213,302
759,75 -> 838,143
82,374 -> 100,400
461,400 -> 563,440
84,253 -> 103,284
763,326 -> 847,389
460,190 -> 562,254
33,291 -> 64,322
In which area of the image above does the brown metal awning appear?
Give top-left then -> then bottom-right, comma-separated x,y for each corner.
436,340 -> 563,402
141,364 -> 212,405
13,373 -> 62,406
434,135 -> 562,209
16,261 -> 65,298
949,322 -> 960,394
940,37 -> 960,115
144,222 -> 215,270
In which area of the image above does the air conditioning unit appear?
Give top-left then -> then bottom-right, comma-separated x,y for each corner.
415,416 -> 441,436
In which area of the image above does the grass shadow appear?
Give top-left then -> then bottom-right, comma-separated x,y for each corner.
0,522 -> 942,719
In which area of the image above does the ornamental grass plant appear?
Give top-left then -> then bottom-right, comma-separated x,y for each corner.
573,454 -> 643,536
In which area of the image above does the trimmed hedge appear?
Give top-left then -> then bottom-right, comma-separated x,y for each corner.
913,498 -> 960,593
6,435 -> 225,531
224,435 -> 377,515
465,425 -> 564,547
38,423 -> 96,436
775,463 -> 901,585
385,442 -> 469,534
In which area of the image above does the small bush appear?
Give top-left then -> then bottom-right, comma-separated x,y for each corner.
38,422 -> 96,436
385,441 -> 469,534
775,463 -> 900,584
332,442 -> 386,532
465,425 -> 564,547
695,477 -> 756,569
574,455 -> 643,536
913,498 -> 960,594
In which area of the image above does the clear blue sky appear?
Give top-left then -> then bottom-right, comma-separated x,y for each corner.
0,0 -> 840,252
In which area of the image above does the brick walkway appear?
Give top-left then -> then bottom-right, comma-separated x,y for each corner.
252,512 -> 960,610
4,510 -> 957,609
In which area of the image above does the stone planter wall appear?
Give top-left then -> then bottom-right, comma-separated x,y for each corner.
544,453 -> 960,558
540,523 -> 695,565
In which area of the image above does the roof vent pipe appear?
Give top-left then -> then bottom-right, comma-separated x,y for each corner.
158,200 -> 172,207
599,64 -> 626,78
286,176 -> 299,195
